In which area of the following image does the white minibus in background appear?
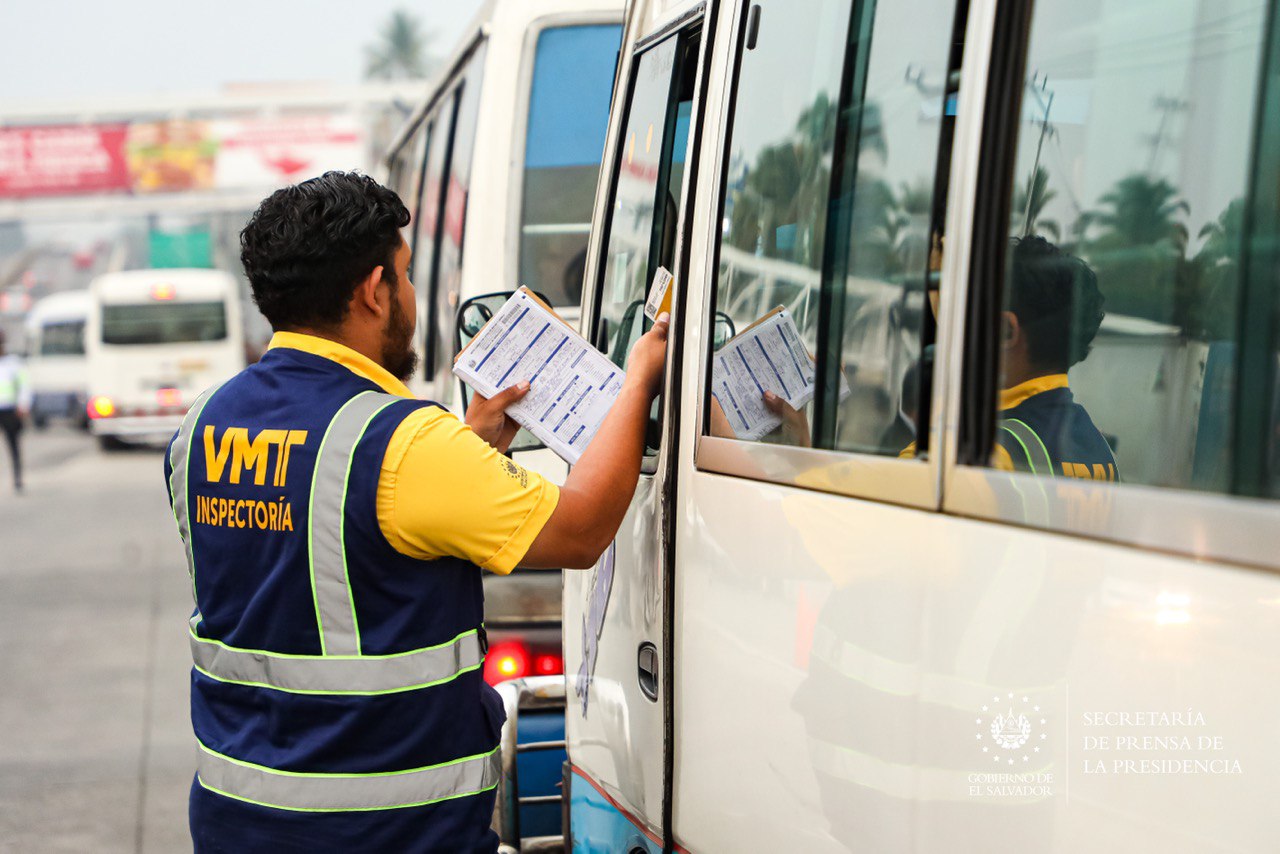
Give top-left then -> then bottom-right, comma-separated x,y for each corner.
85,269 -> 244,450
481,0 -> 1280,850
24,290 -> 91,429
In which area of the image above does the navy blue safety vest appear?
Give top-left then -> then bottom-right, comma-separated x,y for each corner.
164,346 -> 504,853
997,383 -> 1120,482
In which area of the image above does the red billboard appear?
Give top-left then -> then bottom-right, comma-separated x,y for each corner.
0,124 -> 131,198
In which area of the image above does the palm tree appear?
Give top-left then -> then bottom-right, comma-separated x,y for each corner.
1084,173 -> 1191,326
1184,198 -> 1246,340
1089,174 -> 1189,252
1012,166 -> 1060,240
365,11 -> 435,81
1196,198 -> 1245,265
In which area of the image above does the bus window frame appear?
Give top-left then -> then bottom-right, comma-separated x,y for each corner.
583,18 -> 704,473
505,11 -> 626,307
939,0 -> 1280,573
689,0 -> 945,512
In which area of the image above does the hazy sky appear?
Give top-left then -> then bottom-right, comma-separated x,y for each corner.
0,0 -> 484,107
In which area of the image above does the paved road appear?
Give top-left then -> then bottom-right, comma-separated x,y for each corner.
0,425 -> 192,853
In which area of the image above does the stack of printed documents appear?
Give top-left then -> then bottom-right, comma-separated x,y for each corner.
454,288 -> 624,463
710,307 -> 846,441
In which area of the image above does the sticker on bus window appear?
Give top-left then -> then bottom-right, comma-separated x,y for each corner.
644,266 -> 674,322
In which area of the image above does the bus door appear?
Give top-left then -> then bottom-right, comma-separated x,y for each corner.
566,11 -> 705,849
671,0 -> 964,848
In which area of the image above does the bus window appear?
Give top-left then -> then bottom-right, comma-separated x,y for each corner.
414,102 -> 454,379
391,123 -> 429,246
982,0 -> 1270,492
819,0 -> 960,456
432,45 -> 487,401
593,32 -> 699,455
706,0 -> 959,455
40,320 -> 85,356
702,0 -> 848,449
101,302 -> 227,346
519,24 -> 622,307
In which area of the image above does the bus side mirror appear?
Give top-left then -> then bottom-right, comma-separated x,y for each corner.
713,311 -> 736,350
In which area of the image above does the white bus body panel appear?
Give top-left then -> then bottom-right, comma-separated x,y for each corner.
24,290 -> 91,420
86,269 -> 244,443
672,472 -> 1280,851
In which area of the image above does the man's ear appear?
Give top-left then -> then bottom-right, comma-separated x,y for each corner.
1001,310 -> 1021,350
352,265 -> 387,318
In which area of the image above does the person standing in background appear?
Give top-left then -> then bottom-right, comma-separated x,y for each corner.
0,329 -> 31,493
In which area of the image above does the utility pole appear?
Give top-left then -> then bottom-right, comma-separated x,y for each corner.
1022,72 -> 1056,237
1144,95 -> 1189,175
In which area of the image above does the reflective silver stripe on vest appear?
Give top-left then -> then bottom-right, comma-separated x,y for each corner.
169,385 -> 224,600
189,615 -> 483,694
196,742 -> 501,811
308,391 -> 400,656
999,418 -> 1054,476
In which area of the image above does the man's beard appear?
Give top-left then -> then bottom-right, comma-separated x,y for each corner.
382,291 -> 419,383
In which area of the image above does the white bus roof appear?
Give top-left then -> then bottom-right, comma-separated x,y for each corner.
25,290 -> 92,326
89,269 -> 238,304
384,0 -> 625,159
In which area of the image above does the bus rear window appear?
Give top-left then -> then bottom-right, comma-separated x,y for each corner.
40,320 -> 85,356
101,302 -> 227,345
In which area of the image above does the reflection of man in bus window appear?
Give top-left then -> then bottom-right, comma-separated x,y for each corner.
995,236 -> 1118,481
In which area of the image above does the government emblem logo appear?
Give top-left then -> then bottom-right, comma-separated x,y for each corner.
976,693 -> 1048,765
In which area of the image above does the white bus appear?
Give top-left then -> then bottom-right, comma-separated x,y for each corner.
505,0 -> 1280,850
24,290 -> 91,429
86,269 -> 244,450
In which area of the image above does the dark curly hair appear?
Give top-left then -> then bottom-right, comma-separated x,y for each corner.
240,171 -> 410,331
1008,236 -> 1105,371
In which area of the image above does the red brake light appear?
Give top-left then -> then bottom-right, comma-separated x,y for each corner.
88,396 -> 115,419
483,640 -> 530,685
150,283 -> 176,301
157,387 -> 181,408
534,654 -> 563,676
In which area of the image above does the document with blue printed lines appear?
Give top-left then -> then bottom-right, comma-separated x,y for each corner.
454,287 -> 624,464
711,306 -> 848,442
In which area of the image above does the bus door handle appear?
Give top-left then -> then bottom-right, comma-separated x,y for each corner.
637,642 -> 659,701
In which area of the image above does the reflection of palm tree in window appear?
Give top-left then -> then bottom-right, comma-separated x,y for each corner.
1088,174 -> 1189,251
1077,173 -> 1190,325
1183,197 -> 1245,341
726,93 -> 844,267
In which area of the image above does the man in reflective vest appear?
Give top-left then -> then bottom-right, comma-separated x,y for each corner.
994,236 -> 1119,481
164,172 -> 668,852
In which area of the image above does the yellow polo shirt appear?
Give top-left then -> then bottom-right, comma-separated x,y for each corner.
268,332 -> 559,574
